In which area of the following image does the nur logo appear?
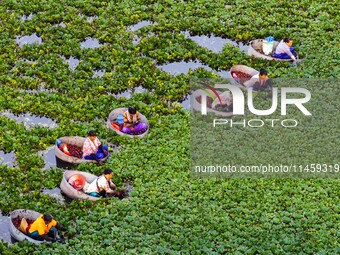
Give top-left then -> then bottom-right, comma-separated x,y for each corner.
199,84 -> 312,116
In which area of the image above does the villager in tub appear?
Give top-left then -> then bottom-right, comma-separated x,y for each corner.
243,68 -> 273,91
82,130 -> 108,165
122,107 -> 148,134
27,214 -> 67,242
83,169 -> 122,198
273,38 -> 298,63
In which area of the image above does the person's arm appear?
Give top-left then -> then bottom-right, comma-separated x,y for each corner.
274,41 -> 283,54
283,45 -> 296,61
136,113 -> 141,122
40,234 -> 56,242
98,144 -> 108,156
109,180 -> 116,190
123,113 -> 133,127
96,137 -> 101,146
99,178 -> 116,193
105,182 -> 115,193
266,79 -> 273,89
56,222 -> 68,231
82,138 -> 91,157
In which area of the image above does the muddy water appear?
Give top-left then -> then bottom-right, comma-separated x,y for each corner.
156,60 -> 210,75
129,23 -> 248,54
0,213 -> 13,243
124,182 -> 133,198
80,14 -> 98,22
42,188 -> 67,204
180,97 -> 191,110
129,20 -> 155,45
156,60 -> 234,109
86,16 -> 97,22
15,33 -> 42,47
183,31 -> 248,53
156,60 -> 231,79
58,55 -> 79,70
0,111 -> 58,129
129,20 -> 155,31
111,86 -> 147,99
21,13 -> 33,21
107,143 -> 119,153
54,22 -> 66,28
0,151 -> 16,168
93,70 -> 106,78
67,56 -> 80,70
132,35 -> 141,45
80,37 -> 103,49
38,146 -> 57,170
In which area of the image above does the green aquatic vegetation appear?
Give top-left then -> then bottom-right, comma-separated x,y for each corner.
0,0 -> 339,254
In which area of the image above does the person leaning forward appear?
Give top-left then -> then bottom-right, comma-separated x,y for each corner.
244,68 -> 273,92
84,169 -> 116,197
27,214 -> 67,242
273,37 -> 298,63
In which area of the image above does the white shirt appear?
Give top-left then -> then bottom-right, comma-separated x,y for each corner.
243,73 -> 259,88
83,175 -> 115,194
274,40 -> 294,58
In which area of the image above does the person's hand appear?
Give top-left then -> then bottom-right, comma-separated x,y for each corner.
56,238 -> 65,244
103,149 -> 108,156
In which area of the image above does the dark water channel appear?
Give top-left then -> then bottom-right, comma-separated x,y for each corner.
15,33 -> 42,47
0,151 -> 16,168
80,37 -> 103,49
182,31 -> 248,53
38,146 -> 57,171
0,212 -> 14,243
156,60 -> 231,79
0,111 -> 58,129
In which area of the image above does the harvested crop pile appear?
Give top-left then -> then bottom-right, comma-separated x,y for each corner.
67,144 -> 83,158
231,71 -> 252,84
12,216 -> 34,229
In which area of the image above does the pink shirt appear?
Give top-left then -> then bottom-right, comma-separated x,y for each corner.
82,137 -> 101,157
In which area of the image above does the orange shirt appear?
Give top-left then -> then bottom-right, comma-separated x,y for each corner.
123,111 -> 141,125
28,214 -> 57,235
